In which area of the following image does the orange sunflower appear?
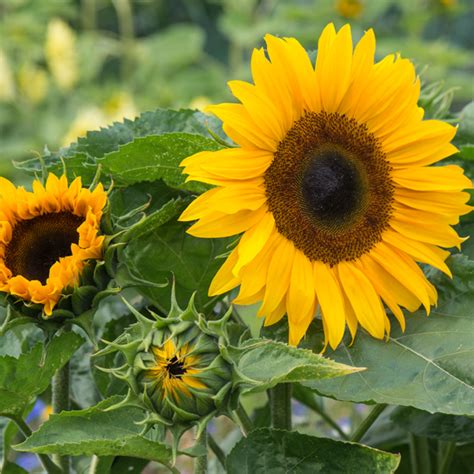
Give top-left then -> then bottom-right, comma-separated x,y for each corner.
180,24 -> 472,348
0,173 -> 106,315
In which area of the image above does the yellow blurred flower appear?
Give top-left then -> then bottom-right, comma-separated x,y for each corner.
63,92 -> 137,146
189,96 -> 211,112
18,64 -> 48,104
439,0 -> 456,7
103,91 -> 137,122
62,106 -> 106,146
336,0 -> 363,18
0,50 -> 15,102
45,18 -> 78,91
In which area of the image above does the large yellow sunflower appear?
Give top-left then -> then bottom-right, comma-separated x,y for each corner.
180,24 -> 472,348
0,173 -> 106,315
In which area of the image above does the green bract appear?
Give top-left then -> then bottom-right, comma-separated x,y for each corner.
133,306 -> 233,424
95,291 -> 237,441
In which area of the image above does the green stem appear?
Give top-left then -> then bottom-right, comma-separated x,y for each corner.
350,404 -> 386,442
89,455 -> 114,474
52,362 -> 71,473
438,441 -> 456,474
194,429 -> 208,474
292,387 -> 348,440
81,0 -> 97,30
234,403 -> 254,436
112,0 -> 135,80
270,384 -> 292,431
208,433 -> 226,468
11,416 -> 62,474
409,435 -> 431,474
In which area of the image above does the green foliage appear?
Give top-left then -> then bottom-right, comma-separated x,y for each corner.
15,108 -> 224,186
228,339 -> 362,394
14,397 -> 173,465
99,133 -> 219,192
391,407 -> 474,442
118,221 -> 231,312
300,256 -> 474,416
226,428 -> 400,474
0,331 -> 83,417
258,255 -> 474,416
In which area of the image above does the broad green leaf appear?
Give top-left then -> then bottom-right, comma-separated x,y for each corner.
118,221 -> 231,312
226,429 -> 400,474
228,339 -> 362,394
100,133 -> 220,192
301,255 -> 474,416
391,406 -> 474,442
0,331 -> 83,416
14,397 -> 173,465
14,108 -> 225,184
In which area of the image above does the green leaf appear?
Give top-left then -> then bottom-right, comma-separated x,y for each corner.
1,462 -> 28,474
14,397 -> 173,465
0,331 -> 83,416
226,428 -> 400,474
15,108 -> 225,184
302,255 -> 474,416
120,197 -> 190,243
118,221 -> 232,312
459,144 -> 474,160
391,406 -> 474,442
100,133 -> 220,192
228,339 -> 362,394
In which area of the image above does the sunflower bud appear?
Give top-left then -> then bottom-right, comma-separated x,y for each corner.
98,293 -> 234,432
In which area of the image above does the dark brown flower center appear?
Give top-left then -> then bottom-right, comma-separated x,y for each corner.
166,356 -> 186,377
5,212 -> 84,284
264,111 -> 394,266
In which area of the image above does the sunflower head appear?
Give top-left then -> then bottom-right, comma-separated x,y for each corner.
180,23 -> 472,349
336,0 -> 363,18
100,293 -> 233,429
0,173 -> 110,322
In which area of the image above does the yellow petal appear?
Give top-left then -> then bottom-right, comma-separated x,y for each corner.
208,246 -> 240,296
392,165 -> 472,192
258,235 -> 295,316
186,205 -> 267,238
207,103 -> 277,151
313,261 -> 346,350
337,261 -> 385,339
383,229 -> 451,276
287,250 -> 315,327
316,24 -> 353,113
369,242 -> 435,313
234,212 -> 275,274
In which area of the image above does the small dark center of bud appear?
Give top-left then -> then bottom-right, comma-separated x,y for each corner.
301,149 -> 364,225
5,212 -> 84,284
166,356 -> 186,377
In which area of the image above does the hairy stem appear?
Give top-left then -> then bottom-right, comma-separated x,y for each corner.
350,404 -> 387,442
409,435 -> 432,474
194,429 -> 208,474
52,362 -> 71,473
208,433 -> 226,468
11,416 -> 62,474
438,441 -> 456,474
270,384 -> 292,431
234,403 -> 254,436
89,455 -> 114,474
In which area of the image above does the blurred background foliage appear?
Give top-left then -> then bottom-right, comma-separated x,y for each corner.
0,0 -> 473,179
